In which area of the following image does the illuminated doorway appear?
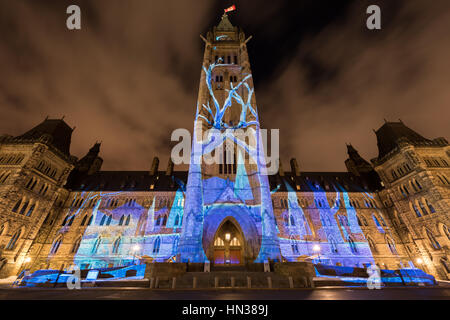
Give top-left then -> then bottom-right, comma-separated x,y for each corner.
213,219 -> 243,265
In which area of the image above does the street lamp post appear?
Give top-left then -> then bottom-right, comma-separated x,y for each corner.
313,245 -> 321,264
132,245 -> 140,265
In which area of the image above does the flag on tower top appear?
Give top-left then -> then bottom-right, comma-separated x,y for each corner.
224,5 -> 236,13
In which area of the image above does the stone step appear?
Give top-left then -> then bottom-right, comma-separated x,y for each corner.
150,271 -> 311,289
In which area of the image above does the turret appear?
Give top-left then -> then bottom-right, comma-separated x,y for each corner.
76,142 -> 103,175
150,157 -> 159,175
166,158 -> 174,176
290,158 -> 300,176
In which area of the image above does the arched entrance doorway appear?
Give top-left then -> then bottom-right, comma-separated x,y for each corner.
212,219 -> 244,265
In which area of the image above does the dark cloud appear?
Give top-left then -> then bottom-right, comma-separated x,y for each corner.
0,0 -> 448,172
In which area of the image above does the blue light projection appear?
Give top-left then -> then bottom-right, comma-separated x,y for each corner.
177,59 -> 281,263
276,179 -> 375,267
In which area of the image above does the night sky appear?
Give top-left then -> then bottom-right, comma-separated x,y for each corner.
0,0 -> 449,172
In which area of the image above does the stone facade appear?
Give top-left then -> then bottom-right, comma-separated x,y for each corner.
0,15 -> 448,281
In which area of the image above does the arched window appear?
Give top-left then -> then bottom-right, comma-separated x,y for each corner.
118,215 -> 124,226
412,204 -> 422,217
50,237 -> 62,254
425,200 -> 436,213
100,215 -> 106,226
106,215 -> 112,226
418,201 -> 428,215
426,229 -> 441,250
1,172 -> 10,183
441,258 -> 450,274
373,215 -> 382,227
291,237 -> 299,254
6,229 -> 21,250
125,215 -> 131,226
61,215 -> 69,226
87,215 -> 93,226
386,237 -> 398,255
379,214 -> 387,227
174,215 -> 180,226
71,237 -> 82,253
284,215 -> 289,226
443,225 -> 450,241
348,237 -> 358,254
361,215 -> 368,226
80,215 -> 88,226
214,237 -> 224,246
415,180 -> 422,190
368,237 -> 378,254
357,216 -> 363,226
410,181 -> 418,192
153,237 -> 161,254
68,216 -> 75,226
320,215 -> 326,227
230,237 -> 240,246
162,215 -> 168,226
329,237 -> 338,253
0,223 -> 5,236
112,237 -> 121,254
25,203 -> 36,217
339,215 -> 348,227
11,199 -> 22,213
92,237 -> 101,254
289,215 -> 295,226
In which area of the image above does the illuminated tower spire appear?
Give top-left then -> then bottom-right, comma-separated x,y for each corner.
178,13 -> 280,263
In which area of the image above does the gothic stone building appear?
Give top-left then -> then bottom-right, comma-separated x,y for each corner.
0,15 -> 449,280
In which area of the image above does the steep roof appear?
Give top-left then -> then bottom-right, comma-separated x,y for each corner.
217,14 -> 234,31
269,171 -> 379,193
66,170 -> 187,192
375,121 -> 431,159
16,118 -> 73,156
65,170 -> 378,193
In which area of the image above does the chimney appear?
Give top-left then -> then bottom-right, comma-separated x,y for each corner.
166,158 -> 174,176
290,158 -> 300,176
150,157 -> 159,175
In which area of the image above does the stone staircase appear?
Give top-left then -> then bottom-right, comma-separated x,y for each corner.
151,271 -> 312,289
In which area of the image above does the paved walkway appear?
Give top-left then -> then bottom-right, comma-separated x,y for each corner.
0,286 -> 449,300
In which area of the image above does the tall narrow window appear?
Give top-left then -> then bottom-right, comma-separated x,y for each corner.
348,237 -> 358,254
67,216 -> 75,226
427,229 -> 441,250
368,238 -> 378,254
92,237 -> 101,254
50,237 -> 62,254
412,204 -> 422,217
443,225 -> 450,241
112,237 -> 121,254
290,215 -> 295,226
419,202 -> 429,215
25,204 -> 35,217
387,238 -> 398,255
6,229 -> 21,250
100,215 -> 106,226
72,237 -> 82,253
11,199 -> 22,213
153,237 -> 161,254
330,237 -> 338,253
19,201 -> 29,215
125,215 -> 131,226
80,215 -> 88,226
425,200 -> 436,213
